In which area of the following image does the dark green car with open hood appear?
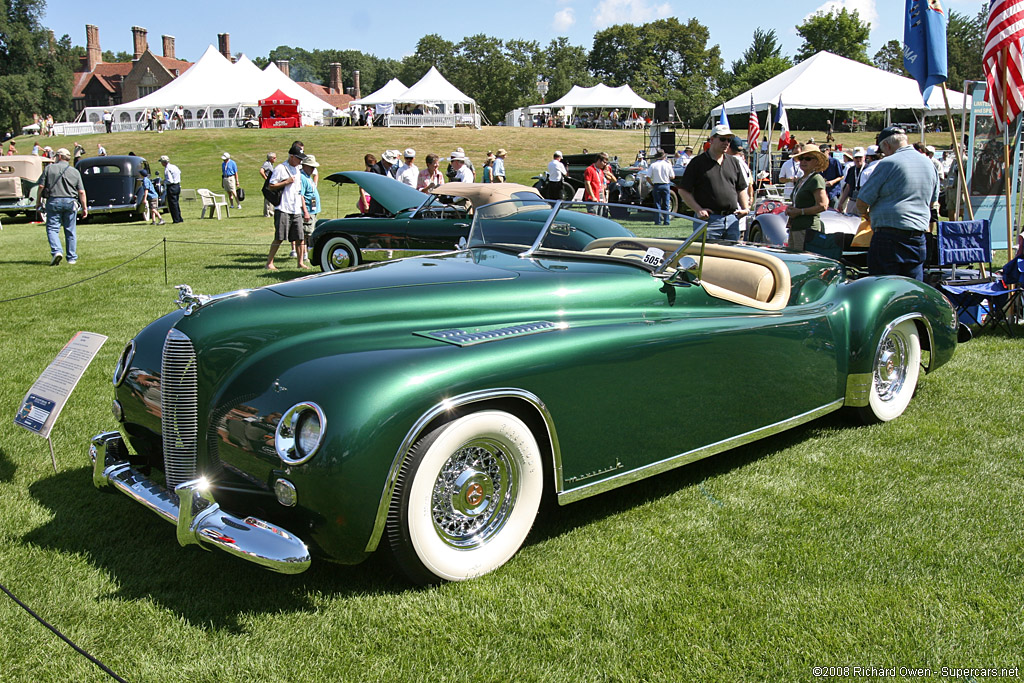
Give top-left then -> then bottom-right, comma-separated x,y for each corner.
91,199 -> 963,584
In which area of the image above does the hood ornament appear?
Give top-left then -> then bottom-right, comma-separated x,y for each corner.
174,284 -> 210,316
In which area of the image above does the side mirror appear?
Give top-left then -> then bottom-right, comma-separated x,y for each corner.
666,255 -> 701,285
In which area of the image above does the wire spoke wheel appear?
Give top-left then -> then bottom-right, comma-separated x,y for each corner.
387,411 -> 543,584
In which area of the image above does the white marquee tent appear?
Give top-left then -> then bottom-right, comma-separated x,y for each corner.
79,46 -> 334,130
545,83 -> 655,110
350,78 -> 409,106
389,67 -> 479,127
720,51 -> 967,116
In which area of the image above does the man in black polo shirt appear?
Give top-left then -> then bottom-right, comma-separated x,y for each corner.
678,124 -> 749,241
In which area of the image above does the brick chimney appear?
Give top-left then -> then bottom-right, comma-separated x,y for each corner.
329,63 -> 342,94
85,24 -> 101,72
217,33 -> 231,61
162,35 -> 175,60
276,60 -> 290,78
131,26 -> 148,60
353,70 -> 361,100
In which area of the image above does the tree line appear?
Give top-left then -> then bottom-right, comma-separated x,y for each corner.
0,1 -> 988,133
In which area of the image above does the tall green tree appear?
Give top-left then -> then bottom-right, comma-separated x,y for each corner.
399,34 -> 455,85
946,6 -> 986,89
718,29 -> 790,102
542,37 -> 594,103
795,8 -> 872,64
0,0 -> 75,132
590,17 -> 722,123
874,39 -> 908,76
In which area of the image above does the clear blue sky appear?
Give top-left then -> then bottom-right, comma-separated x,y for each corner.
43,0 -> 983,79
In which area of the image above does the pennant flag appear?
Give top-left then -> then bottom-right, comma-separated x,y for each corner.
984,0 -> 1024,127
774,97 -> 791,150
747,96 -> 760,148
719,105 -> 728,127
904,0 -> 949,103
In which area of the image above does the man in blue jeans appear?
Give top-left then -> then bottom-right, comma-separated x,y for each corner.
678,124 -> 750,240
35,147 -> 88,265
857,127 -> 938,281
646,148 -> 675,225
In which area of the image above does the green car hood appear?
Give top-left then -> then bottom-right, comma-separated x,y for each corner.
325,170 -> 425,215
267,255 -> 518,298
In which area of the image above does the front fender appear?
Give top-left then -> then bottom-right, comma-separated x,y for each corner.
752,212 -> 789,246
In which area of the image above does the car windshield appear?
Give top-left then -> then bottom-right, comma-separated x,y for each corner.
468,199 -> 707,274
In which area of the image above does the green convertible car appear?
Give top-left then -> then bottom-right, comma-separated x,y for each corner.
90,199 -> 963,584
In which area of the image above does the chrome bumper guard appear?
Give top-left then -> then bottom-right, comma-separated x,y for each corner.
90,431 -> 311,574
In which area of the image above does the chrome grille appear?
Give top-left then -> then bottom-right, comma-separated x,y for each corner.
161,329 -> 198,489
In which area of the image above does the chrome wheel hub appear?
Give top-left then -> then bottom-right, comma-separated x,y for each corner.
874,331 -> 908,402
328,247 -> 351,269
431,439 -> 517,549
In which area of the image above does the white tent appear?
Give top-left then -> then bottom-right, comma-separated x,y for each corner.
350,78 -> 409,106
80,45 -> 334,130
387,67 -> 479,128
545,83 -> 654,110
720,51 -> 967,115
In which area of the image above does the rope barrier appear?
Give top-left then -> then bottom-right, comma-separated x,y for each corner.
0,241 -> 164,304
0,579 -> 128,682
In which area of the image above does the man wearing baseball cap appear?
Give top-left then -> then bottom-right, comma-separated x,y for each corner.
856,127 -> 938,280
544,151 -> 567,200
36,147 -> 87,265
221,152 -> 241,209
265,143 -> 311,270
159,155 -> 184,223
678,124 -> 749,240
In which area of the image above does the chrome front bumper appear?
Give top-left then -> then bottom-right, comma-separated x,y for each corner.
89,431 -> 311,574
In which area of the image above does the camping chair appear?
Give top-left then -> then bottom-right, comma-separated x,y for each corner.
197,189 -> 229,219
934,219 -> 1018,334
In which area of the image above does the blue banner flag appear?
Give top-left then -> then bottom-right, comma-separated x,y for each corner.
904,0 -> 948,103
719,105 -> 727,126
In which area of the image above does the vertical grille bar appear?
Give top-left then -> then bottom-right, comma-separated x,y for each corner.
161,329 -> 198,489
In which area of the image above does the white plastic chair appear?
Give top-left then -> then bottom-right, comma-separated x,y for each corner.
197,189 -> 229,219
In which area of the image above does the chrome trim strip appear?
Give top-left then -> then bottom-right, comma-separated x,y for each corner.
844,373 -> 872,407
364,388 -> 562,553
90,432 -> 311,574
556,398 -> 845,505
416,321 -> 562,347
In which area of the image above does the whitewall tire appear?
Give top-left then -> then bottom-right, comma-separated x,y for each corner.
319,235 -> 359,271
858,319 -> 921,423
387,410 -> 544,584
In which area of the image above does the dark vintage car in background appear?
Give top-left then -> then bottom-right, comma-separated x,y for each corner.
77,155 -> 166,219
534,152 -> 687,213
0,155 -> 50,218
308,171 -> 592,271
90,199 -> 962,584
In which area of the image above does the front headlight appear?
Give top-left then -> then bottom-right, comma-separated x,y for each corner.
275,402 -> 326,465
112,340 -> 135,387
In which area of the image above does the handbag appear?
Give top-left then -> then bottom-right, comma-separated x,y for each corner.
237,187 -> 246,202
261,176 -> 282,207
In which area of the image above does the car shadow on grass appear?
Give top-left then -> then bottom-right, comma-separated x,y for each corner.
527,411 -> 852,547
23,466 -> 408,630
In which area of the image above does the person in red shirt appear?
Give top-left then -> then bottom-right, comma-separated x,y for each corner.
584,153 -> 609,212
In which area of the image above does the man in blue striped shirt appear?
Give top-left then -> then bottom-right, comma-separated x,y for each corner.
857,127 -> 939,281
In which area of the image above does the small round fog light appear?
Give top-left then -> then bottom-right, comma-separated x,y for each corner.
274,478 -> 298,507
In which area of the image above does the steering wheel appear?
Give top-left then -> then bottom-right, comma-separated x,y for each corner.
604,240 -> 649,255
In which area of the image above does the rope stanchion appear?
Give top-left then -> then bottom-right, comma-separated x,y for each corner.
0,241 -> 164,305
163,237 -> 168,286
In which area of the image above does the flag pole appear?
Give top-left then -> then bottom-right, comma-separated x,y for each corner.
1003,46 -> 1015,261
941,83 -> 973,221
766,104 -> 774,181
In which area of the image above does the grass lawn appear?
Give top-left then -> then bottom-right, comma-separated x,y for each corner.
1,127 -> 1022,681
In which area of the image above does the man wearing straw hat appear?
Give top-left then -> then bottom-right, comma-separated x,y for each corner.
784,144 -> 830,252
856,127 -> 938,281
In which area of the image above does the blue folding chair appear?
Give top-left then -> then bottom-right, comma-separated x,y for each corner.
935,220 -> 1020,335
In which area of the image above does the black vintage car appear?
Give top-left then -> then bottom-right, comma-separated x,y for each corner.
534,152 -> 686,213
77,155 -> 166,219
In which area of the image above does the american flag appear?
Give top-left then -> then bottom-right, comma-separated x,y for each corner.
984,0 -> 1024,127
747,96 -> 760,148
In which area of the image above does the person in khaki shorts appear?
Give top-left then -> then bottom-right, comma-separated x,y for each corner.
221,152 -> 240,209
